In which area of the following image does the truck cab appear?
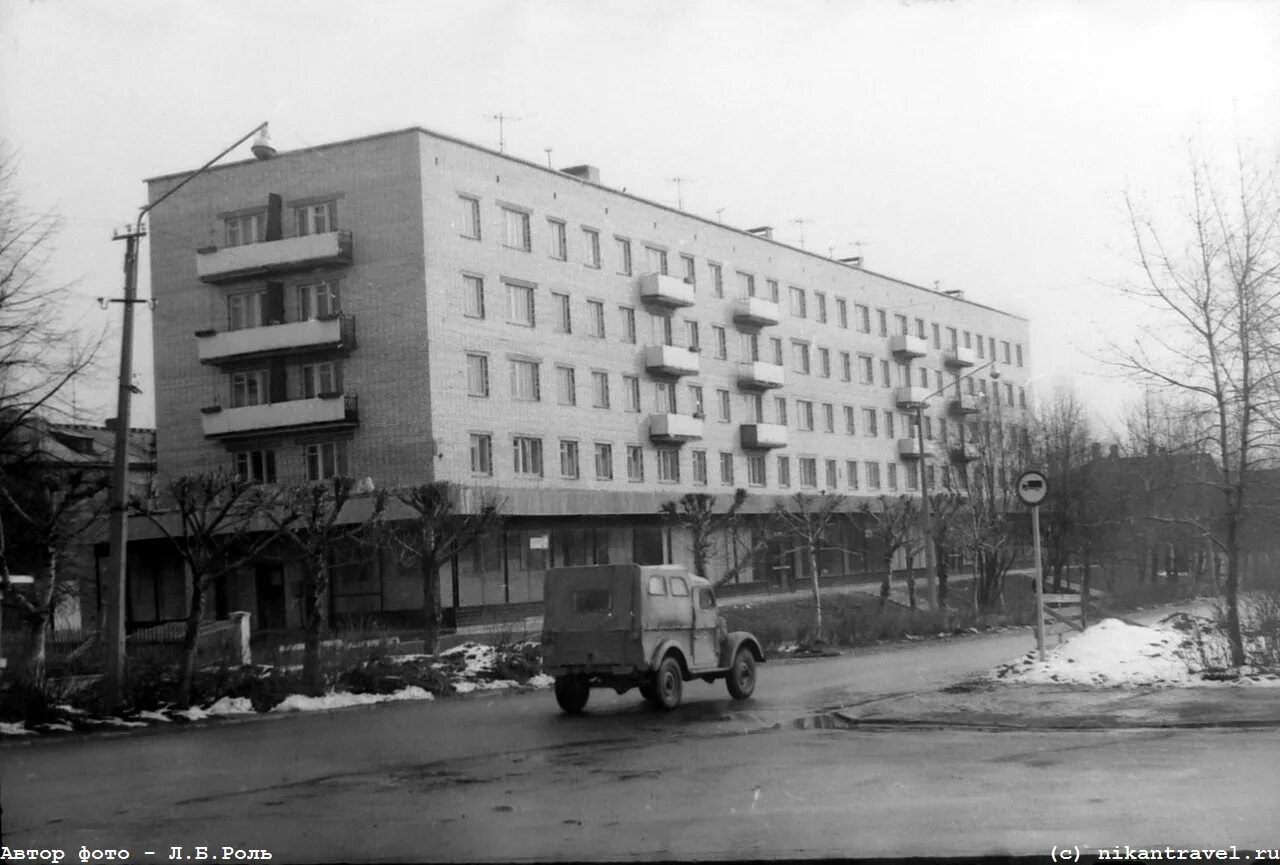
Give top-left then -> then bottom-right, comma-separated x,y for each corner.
541,564 -> 766,713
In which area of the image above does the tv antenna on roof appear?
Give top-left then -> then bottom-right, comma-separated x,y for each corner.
790,218 -> 812,249
669,176 -> 695,211
715,208 -> 725,223
484,113 -> 521,153
544,147 -> 553,167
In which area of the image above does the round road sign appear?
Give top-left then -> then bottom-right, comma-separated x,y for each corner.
1016,470 -> 1049,506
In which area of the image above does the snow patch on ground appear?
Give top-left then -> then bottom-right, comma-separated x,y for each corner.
0,722 -> 33,736
528,673 -> 555,689
452,679 -> 520,694
172,706 -> 210,722
137,710 -> 171,723
270,686 -> 434,713
97,717 -> 147,728
438,641 -> 498,677
205,696 -> 256,716
35,722 -> 75,732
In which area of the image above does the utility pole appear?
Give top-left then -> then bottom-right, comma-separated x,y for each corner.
485,113 -> 521,153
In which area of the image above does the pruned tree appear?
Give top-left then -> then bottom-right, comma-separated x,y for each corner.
659,488 -> 751,583
141,472 -> 284,706
860,495 -> 920,609
1032,384 -> 1095,591
1112,151 -> 1280,666
770,491 -> 849,642
928,490 -> 967,609
381,481 -> 503,655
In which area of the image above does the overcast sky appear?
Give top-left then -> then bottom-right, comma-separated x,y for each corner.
2,0 -> 1278,433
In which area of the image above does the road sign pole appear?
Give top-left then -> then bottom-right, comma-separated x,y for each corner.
1031,502 -> 1046,661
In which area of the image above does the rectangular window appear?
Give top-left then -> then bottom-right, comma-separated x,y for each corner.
844,405 -> 856,435
556,365 -> 576,406
616,236 -> 633,275
620,305 -> 636,343
503,207 -> 531,251
299,360 -> 338,399
594,443 -> 613,480
560,440 -> 580,479
819,348 -> 831,378
586,300 -> 605,338
553,292 -> 572,334
627,446 -> 645,482
777,455 -> 791,488
877,309 -> 888,337
719,452 -> 734,486
713,326 -> 728,360
932,323 -> 941,349
1006,382 -> 1015,406
228,291 -> 265,331
624,375 -> 641,412
507,282 -> 535,326
799,457 -> 817,488
863,408 -> 878,437
947,326 -> 959,350
846,460 -> 859,490
856,304 -> 870,333
771,337 -> 784,366
685,320 -> 700,352
1016,344 -> 1024,367
304,441 -> 348,482
894,313 -> 909,336
470,433 -> 492,475
657,449 -> 680,483
511,359 -> 541,401
513,436 -> 544,477
887,463 -> 898,491
1019,387 -> 1027,409
885,411 -> 896,439
466,353 -> 489,397
906,461 -> 920,491
224,211 -> 266,248
717,389 -> 731,423
798,400 -> 814,431
859,355 -> 874,384
963,330 -> 972,349
296,280 -> 340,320
915,317 -> 926,340
815,292 -> 828,323
583,228 -> 601,268
738,271 -> 755,297
840,351 -> 852,382
655,380 -> 676,414
792,341 -> 811,374
920,367 -> 929,388
789,286 -> 806,318
682,254 -> 696,286
692,449 -> 708,485
747,393 -> 765,423
233,449 -> 276,484
709,263 -> 724,297
462,274 -> 484,319
837,298 -> 848,329
826,459 -> 839,489
976,334 -> 985,359
880,360 -> 891,388
644,246 -> 668,275
689,385 -> 704,417
775,396 -> 788,426
866,461 -> 881,490
296,201 -> 337,236
459,196 -> 481,240
548,218 -> 567,259
1002,341 -> 1012,364
230,370 -> 266,408
823,403 -> 835,434
766,279 -> 780,303
591,371 -> 610,408
747,454 -> 766,487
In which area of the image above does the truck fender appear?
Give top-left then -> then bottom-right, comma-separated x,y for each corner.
720,632 -> 767,668
649,640 -> 690,678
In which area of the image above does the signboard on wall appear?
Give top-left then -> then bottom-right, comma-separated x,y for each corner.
529,534 -> 549,551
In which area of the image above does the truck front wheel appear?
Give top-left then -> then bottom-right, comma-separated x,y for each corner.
726,648 -> 757,700
554,675 -> 590,714
653,656 -> 683,711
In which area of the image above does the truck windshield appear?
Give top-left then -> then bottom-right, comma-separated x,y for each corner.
570,589 -> 612,614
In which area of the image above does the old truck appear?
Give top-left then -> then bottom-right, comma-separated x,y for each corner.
540,563 -> 766,713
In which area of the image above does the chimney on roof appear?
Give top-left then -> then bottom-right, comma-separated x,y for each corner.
1091,442 -> 1102,461
1110,444 -> 1119,459
838,256 -> 864,268
561,165 -> 600,184
746,226 -> 773,239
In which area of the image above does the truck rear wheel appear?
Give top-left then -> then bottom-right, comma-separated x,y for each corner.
639,679 -> 657,703
726,648 -> 757,700
653,656 -> 683,710
554,675 -> 590,714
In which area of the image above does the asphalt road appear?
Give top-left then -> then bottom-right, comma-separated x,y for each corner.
5,619 -> 1279,862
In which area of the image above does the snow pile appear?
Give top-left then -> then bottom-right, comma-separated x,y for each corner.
438,641 -> 498,678
270,685 -> 434,713
0,722 -> 33,736
452,679 -> 520,694
527,673 -> 555,689
205,696 -> 255,716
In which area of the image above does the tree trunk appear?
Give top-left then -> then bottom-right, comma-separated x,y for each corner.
809,546 -> 822,644
1224,526 -> 1246,667
905,554 -> 916,611
23,608 -> 50,693
1080,559 -> 1091,629
423,555 -> 443,655
935,542 -> 949,609
879,552 -> 893,608
302,557 -> 328,692
178,580 -> 207,709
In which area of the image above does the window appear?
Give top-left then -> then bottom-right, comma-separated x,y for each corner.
470,433 -> 492,475
553,292 -> 571,334
230,370 -> 266,408
885,411 -> 895,438
657,449 -> 680,482
877,309 -> 888,337
462,274 -> 485,319
920,367 -> 929,388
989,336 -> 997,359
698,588 -> 716,610
863,408 -> 878,437
860,354 -> 874,384
822,403 -> 835,434
583,228 -> 601,267
738,271 -> 755,297
594,443 -> 613,480
459,196 -> 481,240
670,577 -> 690,597
932,323 -> 941,349
653,313 -> 674,346
844,405 -> 856,435
692,449 -> 708,485
747,393 -> 765,423
689,385 -> 704,417
234,449 -> 276,483
846,460 -> 859,490
895,313 -> 909,335
465,353 -> 489,397
709,263 -> 724,297
736,332 -> 759,362
797,400 -> 814,431
880,360 -> 891,388
620,306 -> 636,343
627,446 -> 644,482
856,304 -> 870,333
717,389 -> 731,423
906,461 -> 920,491
924,416 -> 934,440
826,459 -> 839,489
548,218 -> 567,259
887,464 -> 898,490
815,292 -> 828,323
591,371 -> 610,408
915,317 -> 926,339
228,291 -> 264,331
513,436 -> 544,477
947,327 -> 958,350
507,282 -> 535,326
771,337 -> 784,366
841,351 -> 852,382
789,286 -> 806,318
224,211 -> 265,247
778,456 -> 791,488
792,340 -> 811,374
655,380 -> 677,414
837,298 -> 848,329
799,457 -> 818,488
296,280 -> 340,319
304,441 -> 348,482
296,201 -> 337,236
1005,382 -> 1015,406
866,461 -> 881,490
963,330 -> 972,349
976,334 -> 985,358
766,279 -> 780,303
1018,387 -> 1026,409
682,254 -> 696,286
624,375 -> 641,412
685,320 -> 700,351
588,299 -> 609,335
713,325 -> 728,360
556,365 -> 576,406
615,236 -> 632,275
1002,341 -> 1012,364
719,452 -> 735,485
747,454 -> 766,487
560,440 -> 580,479
511,359 -> 541,401
1016,344 -> 1024,367
647,575 -> 667,596
819,347 -> 831,378
502,207 -> 531,251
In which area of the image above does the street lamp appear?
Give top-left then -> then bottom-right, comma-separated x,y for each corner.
914,357 -> 999,610
101,123 -> 275,710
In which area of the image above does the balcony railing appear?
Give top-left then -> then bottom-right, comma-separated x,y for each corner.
638,273 -> 695,308
196,230 -> 353,283
196,315 -> 355,365
943,347 -> 977,368
894,386 -> 930,409
644,344 -> 700,377
740,423 -> 788,450
732,297 -> 781,328
649,413 -> 704,443
897,438 -> 927,460
948,394 -> 981,415
889,334 -> 928,359
201,393 -> 359,439
737,360 -> 785,389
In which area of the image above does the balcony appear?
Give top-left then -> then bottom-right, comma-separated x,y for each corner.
894,386 -> 931,409
943,347 -> 977,368
948,394 -> 981,415
889,334 -> 928,359
732,297 -> 780,328
649,414 -> 704,443
740,423 -> 788,450
950,443 -> 979,463
898,438 -> 929,460
201,393 -> 359,439
737,361 -> 785,389
644,344 -> 700,377
196,230 -> 354,284
196,315 -> 355,365
638,273 -> 695,308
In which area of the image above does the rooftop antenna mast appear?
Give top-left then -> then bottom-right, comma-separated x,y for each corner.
790,218 -> 812,250
544,147 -> 553,167
715,208 -> 725,223
484,113 -> 521,153
669,176 -> 694,211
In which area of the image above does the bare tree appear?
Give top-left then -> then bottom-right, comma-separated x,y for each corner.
659,488 -> 750,582
860,495 -> 919,609
380,482 -> 503,655
928,490 -> 967,609
770,491 -> 849,642
1032,384 -> 1094,591
1113,152 -> 1280,666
